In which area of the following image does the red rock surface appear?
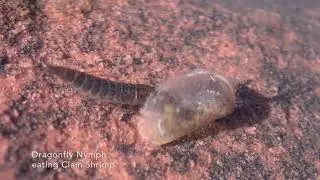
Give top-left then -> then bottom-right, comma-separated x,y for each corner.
0,0 -> 319,179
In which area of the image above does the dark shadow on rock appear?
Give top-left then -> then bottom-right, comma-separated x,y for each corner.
216,83 -> 271,129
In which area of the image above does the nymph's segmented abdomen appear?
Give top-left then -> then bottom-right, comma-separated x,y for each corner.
46,64 -> 154,105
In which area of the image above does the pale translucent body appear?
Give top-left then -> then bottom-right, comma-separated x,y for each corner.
138,69 -> 236,145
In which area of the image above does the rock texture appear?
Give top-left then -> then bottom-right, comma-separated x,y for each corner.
0,0 -> 319,179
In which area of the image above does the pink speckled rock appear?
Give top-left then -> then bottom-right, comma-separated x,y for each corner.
0,0 -> 319,179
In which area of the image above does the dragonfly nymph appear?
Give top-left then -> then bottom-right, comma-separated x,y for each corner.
45,64 -> 154,106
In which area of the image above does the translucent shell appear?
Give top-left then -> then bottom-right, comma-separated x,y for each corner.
138,69 -> 236,145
